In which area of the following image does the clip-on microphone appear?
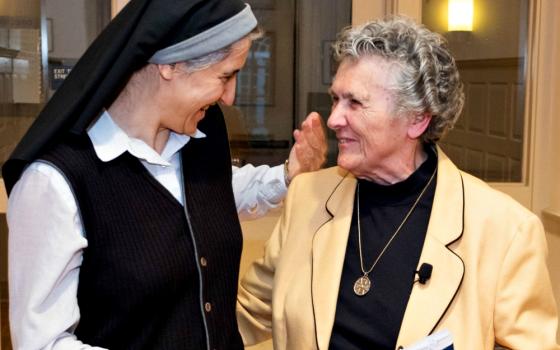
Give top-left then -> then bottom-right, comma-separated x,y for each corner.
415,263 -> 433,284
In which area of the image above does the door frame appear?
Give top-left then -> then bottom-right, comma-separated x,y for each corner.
0,182 -> 5,213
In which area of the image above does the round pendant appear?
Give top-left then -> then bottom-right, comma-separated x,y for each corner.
353,275 -> 371,296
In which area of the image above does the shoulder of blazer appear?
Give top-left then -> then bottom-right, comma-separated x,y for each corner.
286,166 -> 356,220
292,166 -> 350,189
459,169 -> 536,221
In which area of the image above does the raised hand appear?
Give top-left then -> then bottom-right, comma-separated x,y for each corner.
286,112 -> 327,183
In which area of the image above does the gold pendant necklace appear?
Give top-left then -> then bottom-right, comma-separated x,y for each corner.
353,167 -> 437,297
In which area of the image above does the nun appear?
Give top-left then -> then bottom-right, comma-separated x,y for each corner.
3,0 -> 325,348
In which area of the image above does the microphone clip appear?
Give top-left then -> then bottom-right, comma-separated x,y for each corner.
415,263 -> 433,285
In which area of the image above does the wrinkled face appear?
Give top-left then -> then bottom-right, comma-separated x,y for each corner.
327,56 -> 414,181
161,38 -> 251,135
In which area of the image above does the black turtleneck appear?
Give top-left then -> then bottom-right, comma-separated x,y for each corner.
329,146 -> 438,350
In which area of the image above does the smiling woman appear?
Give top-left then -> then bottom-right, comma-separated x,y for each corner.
155,38 -> 252,139
327,56 -> 428,185
104,36 -> 253,152
236,16 -> 560,350
3,1 -> 263,348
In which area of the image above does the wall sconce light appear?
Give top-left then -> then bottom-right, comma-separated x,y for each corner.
448,0 -> 473,31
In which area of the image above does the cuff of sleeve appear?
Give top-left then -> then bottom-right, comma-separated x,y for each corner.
283,159 -> 291,186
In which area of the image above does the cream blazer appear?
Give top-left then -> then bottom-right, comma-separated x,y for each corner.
237,149 -> 560,350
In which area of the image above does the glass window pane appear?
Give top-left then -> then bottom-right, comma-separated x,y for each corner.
0,1 -> 41,173
422,0 -> 529,182
297,0 -> 352,167
224,0 -> 352,168
224,0 -> 296,167
0,0 -> 110,174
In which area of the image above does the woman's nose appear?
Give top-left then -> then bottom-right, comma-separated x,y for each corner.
219,77 -> 237,106
327,104 -> 346,130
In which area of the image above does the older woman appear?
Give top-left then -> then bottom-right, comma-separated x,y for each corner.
237,17 -> 560,350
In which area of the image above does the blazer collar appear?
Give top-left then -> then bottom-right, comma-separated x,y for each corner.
312,168 -> 356,349
421,146 -> 464,245
396,147 -> 465,347
311,147 -> 465,349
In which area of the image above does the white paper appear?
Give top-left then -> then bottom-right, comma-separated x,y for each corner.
403,329 -> 454,350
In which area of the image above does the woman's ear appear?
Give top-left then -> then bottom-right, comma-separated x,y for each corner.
407,113 -> 432,139
157,63 -> 176,81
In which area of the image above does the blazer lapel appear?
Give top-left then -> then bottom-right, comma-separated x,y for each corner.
311,170 -> 357,350
396,148 -> 466,347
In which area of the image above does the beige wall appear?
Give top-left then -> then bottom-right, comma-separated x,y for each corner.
110,0 -> 128,17
0,0 -> 38,17
532,2 -> 560,338
423,0 -> 528,60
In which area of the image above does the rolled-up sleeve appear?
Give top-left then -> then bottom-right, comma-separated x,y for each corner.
232,164 -> 287,221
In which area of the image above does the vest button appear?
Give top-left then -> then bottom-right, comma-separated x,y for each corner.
200,257 -> 207,267
205,302 -> 212,312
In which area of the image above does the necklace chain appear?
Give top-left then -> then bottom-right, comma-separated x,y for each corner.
353,167 -> 437,296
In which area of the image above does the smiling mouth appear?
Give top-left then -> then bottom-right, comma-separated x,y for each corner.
338,138 -> 354,144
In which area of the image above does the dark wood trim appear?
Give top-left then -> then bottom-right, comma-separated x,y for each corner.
229,139 -> 290,149
0,281 -> 7,301
0,16 -> 40,29
456,57 -> 524,69
0,46 -> 19,59
542,207 -> 560,235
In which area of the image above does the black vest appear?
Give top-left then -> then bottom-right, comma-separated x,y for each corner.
40,107 -> 244,350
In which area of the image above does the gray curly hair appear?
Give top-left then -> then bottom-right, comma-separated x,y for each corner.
333,16 -> 464,142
